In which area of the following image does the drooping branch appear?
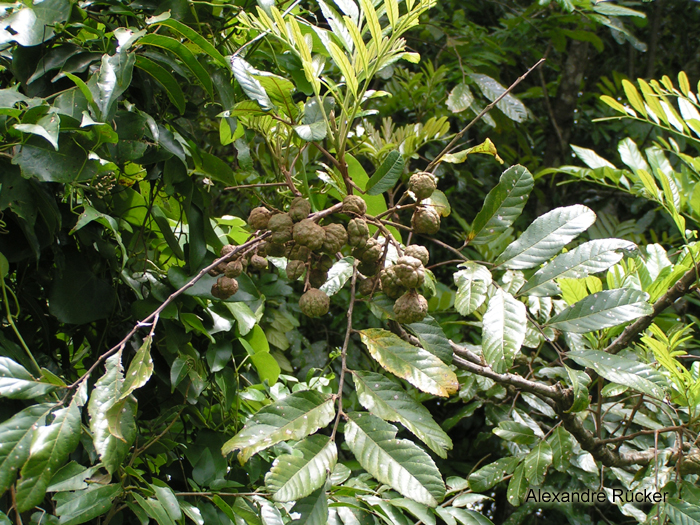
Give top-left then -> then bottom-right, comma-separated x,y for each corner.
604,260 -> 700,355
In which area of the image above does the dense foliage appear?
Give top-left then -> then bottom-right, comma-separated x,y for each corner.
2,0 -> 700,524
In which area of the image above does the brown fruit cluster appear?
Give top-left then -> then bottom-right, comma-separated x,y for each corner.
212,194 -> 435,321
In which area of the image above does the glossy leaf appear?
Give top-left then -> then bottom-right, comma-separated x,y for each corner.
0,404 -> 52,494
469,165 -> 533,246
546,289 -> 652,333
0,357 -> 57,399
567,349 -> 666,399
55,484 -> 123,525
139,35 -> 213,97
352,370 -> 453,458
134,55 -> 186,114
446,82 -> 474,113
320,257 -> 355,296
87,52 -> 136,121
506,463 -> 527,506
290,487 -> 328,525
522,441 -> 552,487
468,457 -> 519,492
366,151 -> 404,195
469,73 -> 527,122
496,205 -> 596,269
265,434 -> 337,501
16,396 -> 83,511
454,262 -> 492,316
482,289 -> 527,374
359,328 -> 459,397
345,412 -> 446,507
520,239 -> 636,296
546,427 -> 574,471
221,390 -> 335,463
666,498 -> 700,525
406,316 -> 453,364
493,422 -> 537,445
149,17 -> 228,68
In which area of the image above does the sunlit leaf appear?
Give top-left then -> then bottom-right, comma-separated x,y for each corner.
482,289 -> 527,374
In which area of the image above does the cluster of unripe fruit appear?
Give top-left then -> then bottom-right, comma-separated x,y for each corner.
210,172 -> 440,324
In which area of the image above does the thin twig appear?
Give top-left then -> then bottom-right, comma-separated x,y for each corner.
331,262 -> 358,441
598,426 -> 686,445
223,182 -> 289,190
426,58 -> 545,173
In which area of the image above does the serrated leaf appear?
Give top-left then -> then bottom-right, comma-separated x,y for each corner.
482,289 -> 527,374
468,457 -> 519,492
493,422 -> 537,445
222,390 -> 335,463
520,239 -> 635,296
0,404 -> 52,494
119,336 -> 153,400
469,73 -> 528,122
406,316 -> 453,364
366,151 -> 403,195
522,441 -> 552,486
359,329 -> 458,397
567,349 -> 665,399
290,487 -> 328,525
0,357 -> 57,399
495,205 -> 596,269
16,398 -> 83,511
666,498 -> 700,525
88,351 -> 134,474
55,484 -> 123,525
453,263 -> 492,316
345,412 -> 445,507
470,165 -> 533,246
352,371 -> 452,458
446,83 -> 474,113
546,427 -> 573,471
265,435 -> 337,502
545,289 -> 652,333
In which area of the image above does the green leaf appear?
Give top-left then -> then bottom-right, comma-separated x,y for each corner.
149,18 -> 228,68
519,239 -> 635,296
442,139 -> 500,165
571,145 -> 616,170
352,371 -> 453,458
493,422 -> 537,445
545,289 -> 652,333
87,52 -> 136,121
468,457 -> 519,492
546,427 -> 574,471
134,55 -> 186,114
365,151 -> 404,196
152,483 -> 182,522
88,351 -> 135,474
567,349 -> 666,399
495,205 -> 596,269
389,498 -> 436,525
222,390 -> 335,463
16,397 -> 83,511
319,257 -> 355,296
0,0 -> 71,46
0,404 -> 52,494
241,325 -> 280,385
231,57 -> 273,111
446,83 -> 474,113
406,316 -> 453,364
666,498 -> 700,525
139,35 -> 213,97
482,289 -> 527,374
506,463 -> 527,506
295,121 -> 327,141
565,366 -> 590,413
119,336 -> 153,400
265,434 -> 337,502
134,493 -> 176,525
55,484 -> 123,525
447,508 -> 495,525
469,165 -> 533,246
15,113 -> 60,150
345,412 -> 446,507
0,357 -> 57,399
290,487 -> 328,525
14,136 -> 99,183
469,73 -> 527,123
453,262 -> 492,316
359,329 -> 458,397
522,441 -> 552,486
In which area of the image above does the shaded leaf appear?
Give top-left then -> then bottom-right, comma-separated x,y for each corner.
366,151 -> 403,196
469,73 -> 527,122
359,329 -> 458,397
290,487 -> 328,525
468,457 -> 519,492
119,336 -> 153,400
352,370 -> 453,458
222,390 -> 335,463
55,484 -> 123,525
0,357 -> 57,399
345,412 -> 445,507
470,165 -> 533,246
446,83 -> 474,113
406,316 -> 452,364
454,263 -> 492,316
546,427 -> 574,471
